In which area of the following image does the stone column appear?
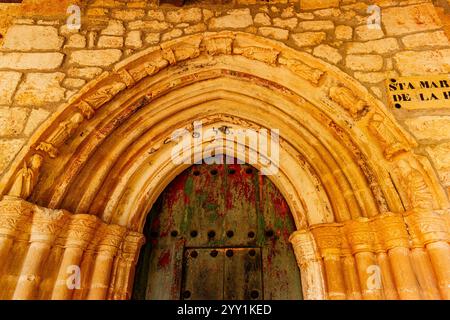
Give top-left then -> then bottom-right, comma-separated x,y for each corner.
51,214 -> 99,300
0,197 -> 33,276
289,230 -> 326,300
344,218 -> 383,300
340,233 -> 362,299
108,231 -> 145,300
86,224 -> 126,300
12,207 -> 68,300
311,224 -> 346,300
405,209 -> 450,300
373,213 -> 421,299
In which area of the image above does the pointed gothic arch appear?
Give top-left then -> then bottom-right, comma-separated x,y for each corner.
0,32 -> 448,300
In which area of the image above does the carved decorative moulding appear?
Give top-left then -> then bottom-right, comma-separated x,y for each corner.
403,209 -> 449,247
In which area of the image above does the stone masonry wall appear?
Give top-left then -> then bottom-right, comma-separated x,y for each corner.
0,0 -> 450,194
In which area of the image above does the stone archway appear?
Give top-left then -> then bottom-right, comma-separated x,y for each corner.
0,32 -> 448,300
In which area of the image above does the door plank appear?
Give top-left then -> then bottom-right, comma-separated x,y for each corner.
181,248 -> 224,300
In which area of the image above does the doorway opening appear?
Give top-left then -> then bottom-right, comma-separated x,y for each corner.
132,159 -> 302,300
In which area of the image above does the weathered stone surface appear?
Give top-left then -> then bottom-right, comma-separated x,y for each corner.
148,9 -> 165,21
69,49 -> 122,67
161,29 -> 183,42
300,0 -> 339,10
101,20 -> 125,36
353,71 -> 386,83
335,25 -> 353,40
15,73 -> 65,106
63,78 -> 86,89
297,12 -> 314,20
0,53 -> 64,70
0,72 -> 21,105
209,10 -> 253,29
166,8 -> 202,23
2,25 -> 63,50
298,20 -> 334,31
254,13 -> 271,26
394,49 -> 450,76
144,33 -> 160,45
65,34 -> 86,48
0,107 -> 28,136
281,6 -> 295,18
112,9 -> 145,21
426,142 -> 450,186
382,4 -> 442,36
313,44 -> 342,64
347,38 -> 399,54
67,67 -> 103,79
354,25 -> 384,40
401,31 -> 449,49
24,108 -> 50,136
185,23 -> 207,35
97,35 -> 124,48
128,20 -> 170,31
291,32 -> 326,47
0,138 -> 25,173
314,8 -> 341,17
346,54 -> 383,71
273,17 -> 298,30
125,31 -> 142,48
405,116 -> 450,141
258,27 -> 289,40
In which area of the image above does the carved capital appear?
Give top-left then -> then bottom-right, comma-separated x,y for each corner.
289,230 -> 321,267
97,224 -> 127,256
0,196 -> 34,237
403,209 -> 449,247
372,212 -> 410,250
310,224 -> 342,258
30,207 -> 69,243
120,231 -> 145,263
61,214 -> 100,249
343,218 -> 374,254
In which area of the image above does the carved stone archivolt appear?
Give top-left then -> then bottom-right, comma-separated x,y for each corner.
0,32 -> 447,300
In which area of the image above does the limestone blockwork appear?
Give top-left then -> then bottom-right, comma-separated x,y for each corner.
0,31 -> 448,300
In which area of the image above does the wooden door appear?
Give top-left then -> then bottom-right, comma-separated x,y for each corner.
132,161 -> 302,300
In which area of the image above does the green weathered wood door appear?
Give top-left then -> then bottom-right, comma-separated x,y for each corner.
132,161 -> 302,300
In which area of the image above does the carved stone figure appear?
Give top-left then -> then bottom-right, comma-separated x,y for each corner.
117,69 -> 135,88
201,36 -> 233,56
84,82 -> 126,109
368,113 -> 410,160
397,159 -> 434,210
278,57 -> 324,85
76,100 -> 95,120
329,86 -> 368,118
171,44 -> 201,62
36,113 -> 84,158
8,154 -> 44,199
233,46 -> 280,65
